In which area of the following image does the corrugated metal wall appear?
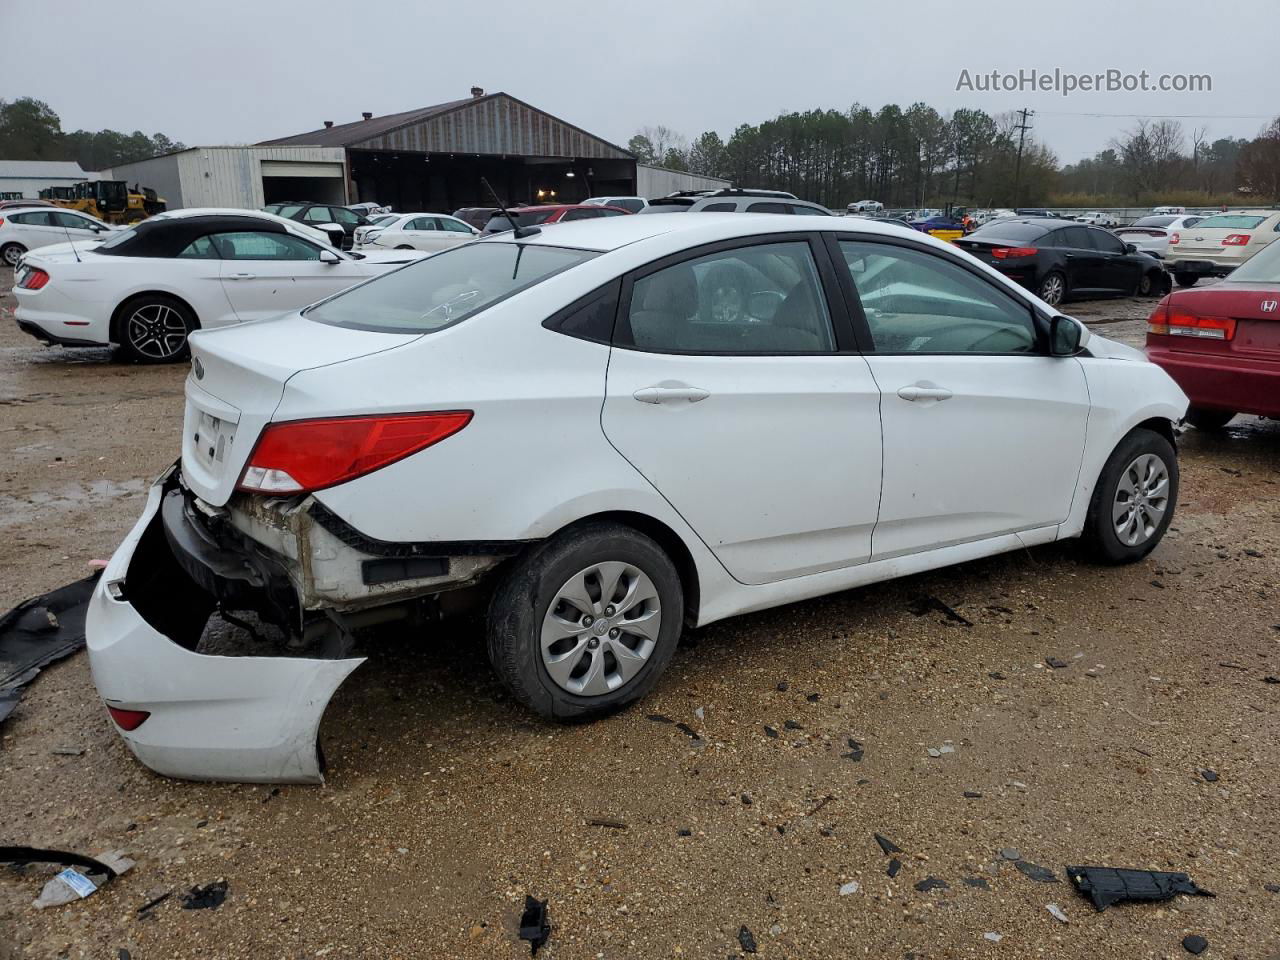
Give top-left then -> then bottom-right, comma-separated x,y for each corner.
106,155 -> 185,208
111,147 -> 347,210
355,96 -> 631,159
637,164 -> 731,197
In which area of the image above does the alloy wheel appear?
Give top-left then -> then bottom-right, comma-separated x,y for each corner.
1112,453 -> 1170,546
540,561 -> 662,696
2,245 -> 22,267
126,303 -> 188,359
1039,274 -> 1064,305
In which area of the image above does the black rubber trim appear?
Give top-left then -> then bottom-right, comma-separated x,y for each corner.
161,488 -> 264,594
16,319 -> 100,348
307,499 -> 533,559
361,556 -> 449,585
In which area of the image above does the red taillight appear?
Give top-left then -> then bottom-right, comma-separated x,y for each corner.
238,411 -> 473,494
107,705 -> 150,731
1148,301 -> 1236,341
1222,234 -> 1250,246
18,268 -> 49,290
991,246 -> 1038,259
1169,232 -> 1180,244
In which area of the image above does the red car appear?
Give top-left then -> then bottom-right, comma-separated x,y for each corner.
480,203 -> 631,233
1145,237 -> 1280,429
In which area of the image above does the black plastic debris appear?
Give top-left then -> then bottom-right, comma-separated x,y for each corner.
136,890 -> 172,917
0,575 -> 99,725
646,713 -> 674,724
519,896 -> 550,956
1265,883 -> 1280,894
776,681 -> 789,692
805,692 -> 821,703
1045,657 -> 1069,669
1015,861 -> 1059,883
1183,935 -> 1209,955
843,738 -> 864,762
677,828 -> 692,837
675,722 -> 703,742
910,595 -> 973,627
914,876 -> 949,893
887,858 -> 902,878
180,881 -> 228,910
874,833 -> 903,855
784,719 -> 804,731
962,876 -> 991,890
763,725 -> 779,739
737,925 -> 758,954
963,791 -> 983,798
1066,866 -> 1214,912
1201,769 -> 1219,782
1264,676 -> 1280,684
0,846 -> 121,880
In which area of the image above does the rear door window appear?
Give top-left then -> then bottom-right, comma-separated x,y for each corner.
178,235 -> 221,259
746,202 -> 790,214
699,202 -> 737,212
212,231 -> 323,260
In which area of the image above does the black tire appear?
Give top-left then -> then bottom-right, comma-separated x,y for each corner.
1174,272 -> 1199,288
487,521 -> 684,721
114,294 -> 197,364
1037,270 -> 1067,306
1136,270 -> 1162,297
1,242 -> 27,268
1082,427 -> 1179,564
1185,407 -> 1235,431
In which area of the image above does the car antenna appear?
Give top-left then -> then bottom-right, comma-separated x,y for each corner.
59,214 -> 82,263
481,176 -> 539,239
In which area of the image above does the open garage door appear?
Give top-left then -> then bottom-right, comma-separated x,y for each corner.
261,159 -> 346,205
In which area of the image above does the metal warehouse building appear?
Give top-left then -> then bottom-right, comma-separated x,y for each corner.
0,161 -> 103,200
106,89 -> 727,211
261,88 -> 640,210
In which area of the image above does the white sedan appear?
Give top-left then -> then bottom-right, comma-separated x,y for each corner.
87,213 -> 1187,782
1,206 -> 117,266
354,212 -> 479,252
1114,214 -> 1206,258
13,208 -> 425,362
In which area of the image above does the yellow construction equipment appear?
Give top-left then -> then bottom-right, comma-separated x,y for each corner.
39,180 -> 166,224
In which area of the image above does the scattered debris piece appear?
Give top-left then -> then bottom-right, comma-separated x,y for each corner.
135,890 -> 172,917
518,896 -> 550,956
676,828 -> 692,837
910,595 -> 973,627
0,575 -> 99,725
740,793 -> 753,806
1264,677 -> 1280,685
839,880 -> 860,896
1182,934 -> 1209,955
914,876 -> 949,893
693,706 -> 704,720
963,791 -> 983,799
784,719 -> 804,730
1200,769 -> 1219,783
939,744 -> 955,754
806,795 -> 834,816
928,748 -> 941,758
984,932 -> 1002,943
1000,848 -> 1022,861
1264,883 -> 1280,894
962,877 -> 990,890
988,671 -> 1006,680
1014,861 -> 1058,883
586,818 -> 628,830
887,859 -> 902,878
1218,662 -> 1248,670
737,925 -> 758,954
763,725 -> 779,739
842,738 -> 864,762
49,747 -> 84,756
1046,903 -> 1069,924
180,881 -> 228,911
805,692 -> 821,703
776,681 -> 789,692
1066,866 -> 1213,911
874,833 -> 903,855
1045,657 -> 1069,669
674,722 -> 702,742
646,714 -> 674,724
1,847 -> 133,910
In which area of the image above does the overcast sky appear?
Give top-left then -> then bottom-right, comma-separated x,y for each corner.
2,0 -> 1276,163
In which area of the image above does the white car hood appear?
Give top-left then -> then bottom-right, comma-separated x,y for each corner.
1085,333 -> 1145,362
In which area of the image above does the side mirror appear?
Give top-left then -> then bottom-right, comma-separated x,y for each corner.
318,223 -> 345,247
1124,242 -> 1138,253
1049,314 -> 1090,356
319,249 -> 341,264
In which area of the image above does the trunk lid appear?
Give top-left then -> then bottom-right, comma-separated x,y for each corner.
182,313 -> 421,505
1156,283 -> 1280,358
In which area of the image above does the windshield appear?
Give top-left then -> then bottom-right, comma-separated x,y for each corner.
306,241 -> 598,333
1226,237 -> 1280,282
1132,216 -> 1176,227
1195,214 -> 1266,230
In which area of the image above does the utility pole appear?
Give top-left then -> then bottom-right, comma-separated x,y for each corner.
1012,108 -> 1033,208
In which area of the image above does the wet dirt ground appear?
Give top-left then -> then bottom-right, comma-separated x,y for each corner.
1,273 -> 1278,959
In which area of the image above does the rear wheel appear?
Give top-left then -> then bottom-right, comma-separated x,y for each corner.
115,294 -> 197,364
487,522 -> 684,721
1,242 -> 26,267
1137,270 -> 1162,297
1174,272 -> 1199,288
1185,407 -> 1235,431
1083,428 -> 1178,564
1037,270 -> 1066,306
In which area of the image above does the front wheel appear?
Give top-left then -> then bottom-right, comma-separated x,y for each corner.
1037,270 -> 1066,306
1137,270 -> 1163,297
487,522 -> 684,721
1174,272 -> 1199,288
115,295 -> 196,364
1083,427 -> 1179,564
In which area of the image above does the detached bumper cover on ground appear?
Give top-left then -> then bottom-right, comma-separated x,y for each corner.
86,472 -> 364,783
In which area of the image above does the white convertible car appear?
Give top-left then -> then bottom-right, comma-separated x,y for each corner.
12,209 -> 425,362
87,213 -> 1188,782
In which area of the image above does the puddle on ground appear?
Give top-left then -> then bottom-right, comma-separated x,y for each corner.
0,477 -> 149,528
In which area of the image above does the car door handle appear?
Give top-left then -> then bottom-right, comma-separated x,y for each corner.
897,384 -> 953,402
633,384 -> 711,404
225,272 -> 256,280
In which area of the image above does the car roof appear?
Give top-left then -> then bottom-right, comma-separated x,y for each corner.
477,210 -> 928,253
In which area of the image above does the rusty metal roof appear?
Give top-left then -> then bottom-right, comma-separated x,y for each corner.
259,93 -> 633,161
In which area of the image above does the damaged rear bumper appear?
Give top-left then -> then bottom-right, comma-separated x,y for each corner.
86,469 -> 364,783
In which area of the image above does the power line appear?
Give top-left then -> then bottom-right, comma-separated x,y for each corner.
1037,110 -> 1273,120
1012,108 -> 1033,207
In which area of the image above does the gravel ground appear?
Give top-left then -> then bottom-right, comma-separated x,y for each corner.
2,273 -> 1278,959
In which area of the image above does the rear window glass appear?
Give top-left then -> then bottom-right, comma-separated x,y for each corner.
1194,214 -> 1266,230
483,211 -> 557,232
967,221 -> 1048,242
306,241 -> 597,333
1131,216 -> 1176,227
